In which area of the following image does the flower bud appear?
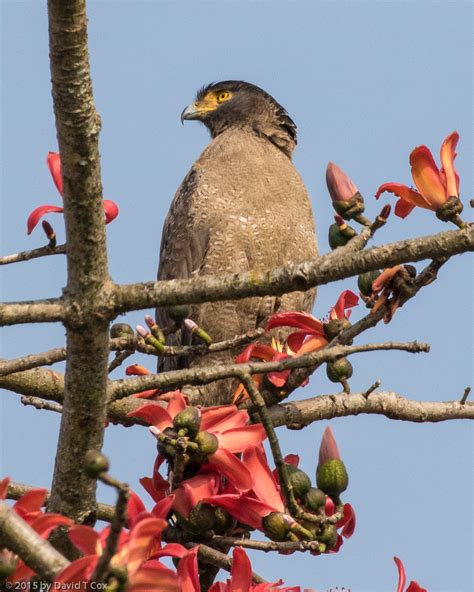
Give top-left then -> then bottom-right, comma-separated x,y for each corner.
42,220 -> 56,248
194,431 -> 219,455
262,511 -> 291,541
304,487 -> 327,511
144,315 -> 166,343
167,304 -> 190,321
357,270 -> 381,297
326,162 -> 358,203
173,406 -> 201,437
326,358 -> 353,384
84,450 -> 109,477
317,459 -> 349,497
319,524 -> 339,548
324,318 -> 352,341
110,323 -> 135,338
184,318 -> 213,345
284,463 -> 312,498
187,502 -> 216,532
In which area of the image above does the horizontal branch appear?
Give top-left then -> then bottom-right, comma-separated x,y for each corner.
6,481 -> 115,523
268,391 -> 474,427
113,227 -> 473,313
0,298 -> 65,326
0,243 -> 66,266
0,501 -> 69,581
211,535 -> 322,553
110,341 -> 429,400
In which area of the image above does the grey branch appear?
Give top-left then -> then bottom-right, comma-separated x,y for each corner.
113,226 -> 473,313
0,243 -> 66,266
0,501 -> 69,581
109,340 -> 430,400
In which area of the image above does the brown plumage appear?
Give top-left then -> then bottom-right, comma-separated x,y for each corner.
157,81 -> 318,406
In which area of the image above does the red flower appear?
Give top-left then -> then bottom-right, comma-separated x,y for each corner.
125,364 -> 160,399
27,152 -> 119,234
376,132 -> 459,218
393,557 -> 427,592
128,391 -> 266,491
267,290 -> 359,355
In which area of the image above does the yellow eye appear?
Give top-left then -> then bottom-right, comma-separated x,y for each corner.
216,91 -> 231,103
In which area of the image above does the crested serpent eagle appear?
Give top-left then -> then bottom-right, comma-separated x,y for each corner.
157,81 -> 318,406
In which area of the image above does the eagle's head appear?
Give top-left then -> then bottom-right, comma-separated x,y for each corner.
181,80 -> 297,157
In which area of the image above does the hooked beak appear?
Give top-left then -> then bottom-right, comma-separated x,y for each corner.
180,103 -> 202,124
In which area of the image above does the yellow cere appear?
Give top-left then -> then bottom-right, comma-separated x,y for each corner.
196,90 -> 232,112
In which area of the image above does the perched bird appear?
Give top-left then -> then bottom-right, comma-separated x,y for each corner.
157,81 -> 318,406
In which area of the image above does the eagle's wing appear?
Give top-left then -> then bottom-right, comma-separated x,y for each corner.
156,128 -> 317,404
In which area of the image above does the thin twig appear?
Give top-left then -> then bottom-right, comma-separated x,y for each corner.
460,387 -> 471,405
363,379 -> 381,398
211,535 -> 323,553
108,350 -> 134,374
0,243 -> 66,266
21,396 -> 63,414
110,341 -> 430,401
91,473 -> 130,583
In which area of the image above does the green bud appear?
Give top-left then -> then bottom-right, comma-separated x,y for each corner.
316,459 -> 349,496
357,270 -> 381,296
187,502 -> 216,532
213,507 -> 234,533
194,431 -> 219,455
262,512 -> 290,542
319,524 -> 338,548
167,304 -> 191,321
304,487 -> 327,511
284,463 -> 312,498
173,407 -> 201,437
326,358 -> 353,383
328,223 -> 351,249
110,323 -> 135,338
84,450 -> 109,477
323,318 -> 352,341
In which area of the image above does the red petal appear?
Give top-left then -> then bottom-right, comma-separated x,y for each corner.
68,525 -> 101,556
203,408 -> 249,433
54,555 -> 98,585
201,405 -> 241,430
406,582 -> 427,592
127,403 -> 172,431
173,474 -> 218,518
177,547 -> 201,592
204,494 -> 275,530
151,543 -> 188,560
439,131 -> 459,198
394,557 -> 407,592
296,334 -> 328,355
244,446 -> 283,511
103,200 -> 119,223
47,152 -> 63,195
13,488 -> 47,515
410,145 -> 446,208
166,391 -> 188,420
268,369 -> 291,387
318,426 -> 341,465
30,514 -> 73,539
394,198 -> 417,219
27,205 -> 64,235
126,365 -> 151,376
217,424 -> 267,453
140,476 -> 168,504
152,495 -> 175,520
0,477 -> 10,500
132,389 -> 160,399
128,491 -> 148,528
129,562 -> 180,592
287,331 -> 309,353
339,503 -> 356,538
208,448 -> 253,491
268,311 -> 325,334
229,547 -> 252,591
127,517 -> 168,575
330,290 -> 359,320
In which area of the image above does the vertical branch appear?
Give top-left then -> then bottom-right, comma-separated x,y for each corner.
47,0 -> 112,526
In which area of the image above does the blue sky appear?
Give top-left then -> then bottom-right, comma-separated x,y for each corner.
1,1 -> 472,590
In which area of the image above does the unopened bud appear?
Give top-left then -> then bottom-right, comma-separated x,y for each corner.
144,315 -> 165,343
136,325 -> 165,353
84,450 -> 109,477
110,323 -> 135,339
42,220 -> 56,248
173,406 -> 201,437
184,318 -> 213,345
